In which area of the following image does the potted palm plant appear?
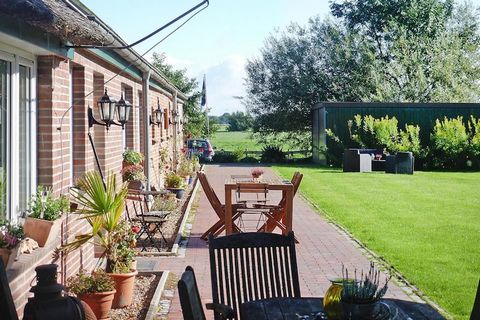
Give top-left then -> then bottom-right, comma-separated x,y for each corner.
60,171 -> 137,309
165,172 -> 186,199
67,269 -> 116,320
24,186 -> 69,247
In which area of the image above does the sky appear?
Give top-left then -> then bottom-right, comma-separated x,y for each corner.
81,0 -> 331,115
81,0 -> 480,116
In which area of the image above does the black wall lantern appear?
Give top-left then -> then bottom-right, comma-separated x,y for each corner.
89,89 -> 132,130
87,88 -> 132,188
150,97 -> 164,127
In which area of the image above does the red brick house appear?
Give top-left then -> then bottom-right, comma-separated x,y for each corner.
0,0 -> 186,315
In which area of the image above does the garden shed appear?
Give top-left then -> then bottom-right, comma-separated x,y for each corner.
312,102 -> 480,164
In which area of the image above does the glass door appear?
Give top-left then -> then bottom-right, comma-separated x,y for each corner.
18,64 -> 31,214
0,60 -> 9,218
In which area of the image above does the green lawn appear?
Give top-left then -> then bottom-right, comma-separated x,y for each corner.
273,165 -> 480,319
210,130 -> 261,151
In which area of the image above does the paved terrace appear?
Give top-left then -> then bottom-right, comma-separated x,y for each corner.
137,164 -> 444,319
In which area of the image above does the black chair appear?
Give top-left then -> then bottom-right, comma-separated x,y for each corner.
208,232 -> 301,320
471,280 -> 480,320
125,191 -> 170,251
178,266 -> 234,320
0,260 -> 18,320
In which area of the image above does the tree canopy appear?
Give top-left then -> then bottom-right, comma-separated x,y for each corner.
151,52 -> 212,138
245,0 -> 480,141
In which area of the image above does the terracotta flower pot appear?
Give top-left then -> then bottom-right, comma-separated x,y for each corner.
0,248 -> 11,267
23,217 -> 61,247
109,269 -> 138,308
79,290 -> 116,320
127,180 -> 144,190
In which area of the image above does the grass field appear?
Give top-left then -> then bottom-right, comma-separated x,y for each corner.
210,130 -> 261,151
273,165 -> 480,319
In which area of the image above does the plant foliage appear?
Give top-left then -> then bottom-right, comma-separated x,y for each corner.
341,262 -> 390,304
27,186 -> 69,221
122,149 -> 144,165
261,145 -> 286,163
67,269 -> 115,295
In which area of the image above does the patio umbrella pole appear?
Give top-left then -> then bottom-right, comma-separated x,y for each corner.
88,131 -> 107,190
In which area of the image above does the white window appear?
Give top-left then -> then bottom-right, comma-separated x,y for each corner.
0,47 -> 36,222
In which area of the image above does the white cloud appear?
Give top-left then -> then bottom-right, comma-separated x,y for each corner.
164,54 -> 193,70
195,55 -> 248,116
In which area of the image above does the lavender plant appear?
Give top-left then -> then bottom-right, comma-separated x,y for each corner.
341,262 -> 390,304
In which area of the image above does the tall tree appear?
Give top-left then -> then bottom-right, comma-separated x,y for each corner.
245,0 -> 480,143
151,52 -> 211,138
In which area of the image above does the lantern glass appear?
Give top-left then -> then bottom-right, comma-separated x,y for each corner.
97,89 -> 116,123
155,107 -> 163,124
116,95 -> 131,124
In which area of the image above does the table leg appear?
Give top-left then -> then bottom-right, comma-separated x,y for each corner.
284,186 -> 293,235
225,186 -> 233,235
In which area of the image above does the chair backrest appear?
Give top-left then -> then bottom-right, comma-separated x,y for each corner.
197,171 -> 223,214
0,260 -> 19,320
178,266 -> 206,320
208,232 -> 300,320
276,172 -> 303,208
471,280 -> 480,320
125,192 -> 148,222
235,182 -> 269,203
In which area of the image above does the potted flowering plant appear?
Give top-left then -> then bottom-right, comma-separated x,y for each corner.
165,172 -> 186,199
122,149 -> 144,167
24,186 -> 69,247
0,219 -> 24,266
60,171 -> 138,309
67,269 -> 116,320
122,165 -> 145,190
251,168 -> 264,180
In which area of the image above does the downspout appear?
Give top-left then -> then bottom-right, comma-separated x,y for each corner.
173,91 -> 178,169
143,71 -> 151,191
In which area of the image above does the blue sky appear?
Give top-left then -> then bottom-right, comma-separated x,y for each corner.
81,0 -> 479,115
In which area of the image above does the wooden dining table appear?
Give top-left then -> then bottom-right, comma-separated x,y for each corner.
224,176 -> 294,235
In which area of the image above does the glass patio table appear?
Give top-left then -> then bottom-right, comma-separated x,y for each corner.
240,297 -> 412,320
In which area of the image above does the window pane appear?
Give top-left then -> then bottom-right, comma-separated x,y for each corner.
18,65 -> 30,214
0,60 -> 9,219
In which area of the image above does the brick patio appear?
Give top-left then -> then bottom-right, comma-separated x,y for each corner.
137,164 -> 436,319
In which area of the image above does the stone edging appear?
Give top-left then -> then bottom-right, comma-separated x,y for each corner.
298,192 -> 452,319
144,270 -> 170,320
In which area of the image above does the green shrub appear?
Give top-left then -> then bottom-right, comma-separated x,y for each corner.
212,150 -> 242,163
260,145 -> 286,163
349,114 -> 399,152
431,117 -> 469,168
469,116 -> 480,157
122,149 -> 144,165
152,194 -> 177,212
240,156 -> 260,163
28,186 -> 69,221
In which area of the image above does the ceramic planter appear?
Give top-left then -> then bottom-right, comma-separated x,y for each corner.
24,217 -> 62,247
0,248 -> 11,267
79,290 -> 116,320
342,301 -> 380,319
167,187 -> 185,199
127,180 -> 144,190
109,269 -> 138,308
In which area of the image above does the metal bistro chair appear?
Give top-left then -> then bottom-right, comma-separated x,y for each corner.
178,266 -> 234,320
125,190 -> 170,251
208,232 -> 301,320
255,172 -> 303,234
234,182 -> 270,232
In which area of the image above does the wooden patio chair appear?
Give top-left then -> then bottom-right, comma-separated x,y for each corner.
125,191 -> 170,251
255,171 -> 303,233
471,280 -> 480,320
208,232 -> 300,320
234,182 -> 271,232
197,171 -> 244,240
178,266 -> 234,320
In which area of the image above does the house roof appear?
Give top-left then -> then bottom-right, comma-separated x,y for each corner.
0,0 -> 187,100
0,0 -> 113,45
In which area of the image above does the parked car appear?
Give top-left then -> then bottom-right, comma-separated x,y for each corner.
187,139 -> 214,161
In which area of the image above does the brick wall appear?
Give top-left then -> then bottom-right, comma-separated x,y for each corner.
7,49 -> 183,317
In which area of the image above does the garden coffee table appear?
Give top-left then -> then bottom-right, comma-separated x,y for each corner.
224,177 -> 294,235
